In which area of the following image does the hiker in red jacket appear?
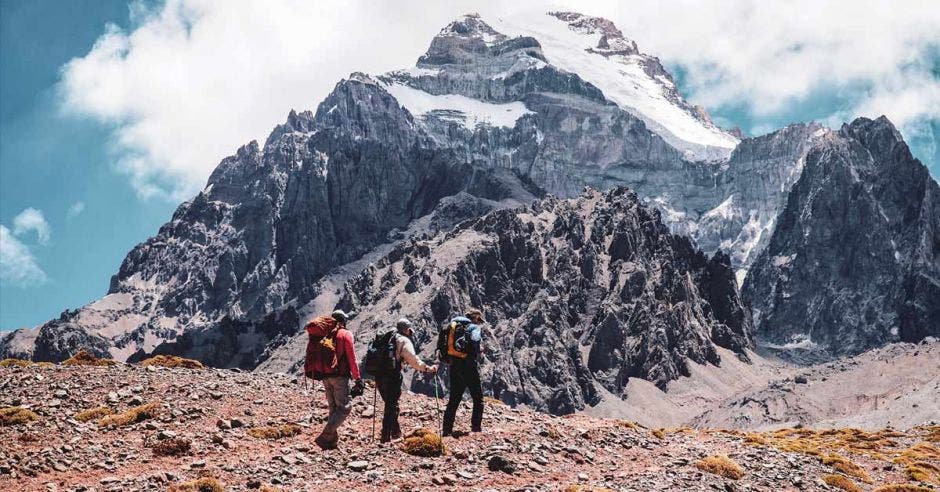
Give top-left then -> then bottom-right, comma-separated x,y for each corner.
304,309 -> 364,450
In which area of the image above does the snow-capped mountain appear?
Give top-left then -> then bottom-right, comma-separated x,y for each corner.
2,11 -> 937,407
491,12 -> 740,161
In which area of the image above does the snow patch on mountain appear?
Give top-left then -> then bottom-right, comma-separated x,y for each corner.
384,82 -> 532,129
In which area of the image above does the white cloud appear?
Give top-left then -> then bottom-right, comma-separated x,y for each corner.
67,201 -> 86,219
59,0 -> 940,199
0,225 -> 47,287
13,208 -> 51,245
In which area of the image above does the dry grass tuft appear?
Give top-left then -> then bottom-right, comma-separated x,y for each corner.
821,474 -> 862,492
168,477 -> 224,492
895,442 -> 940,483
139,355 -> 205,369
744,433 -> 768,445
96,402 -> 161,428
904,461 -> 939,483
75,406 -> 114,422
562,487 -> 615,492
873,485 -> 932,492
483,396 -> 505,406
0,407 -> 39,426
921,425 -> 940,442
402,427 -> 445,457
651,428 -> 666,439
151,437 -> 192,456
0,358 -> 32,368
62,350 -> 116,366
617,420 -> 642,430
247,424 -> 302,440
543,426 -> 562,439
694,455 -> 744,480
822,453 -> 872,483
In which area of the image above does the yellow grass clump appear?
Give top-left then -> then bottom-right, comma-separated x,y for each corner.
139,355 -> 205,369
168,477 -> 224,492
0,358 -> 32,368
62,350 -> 116,366
483,396 -> 505,406
895,442 -> 940,483
562,487 -> 615,492
75,406 -> 114,422
247,424 -> 302,440
0,407 -> 39,426
694,455 -> 744,480
151,437 -> 192,456
821,474 -> 863,492
744,433 -> 768,445
96,402 -> 161,428
873,485 -> 932,492
651,428 -> 666,439
402,427 -> 445,457
921,425 -> 940,442
822,453 -> 872,483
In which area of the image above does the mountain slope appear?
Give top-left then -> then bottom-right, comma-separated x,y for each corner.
263,187 -> 752,415
744,116 -> 940,357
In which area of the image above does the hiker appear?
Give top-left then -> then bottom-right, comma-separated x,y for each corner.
365,317 -> 439,442
439,308 -> 485,437
304,309 -> 364,450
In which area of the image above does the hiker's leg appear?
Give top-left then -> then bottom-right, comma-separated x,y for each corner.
322,378 -> 337,415
467,364 -> 484,432
322,376 -> 351,441
442,365 -> 467,436
376,376 -> 394,440
388,374 -> 403,438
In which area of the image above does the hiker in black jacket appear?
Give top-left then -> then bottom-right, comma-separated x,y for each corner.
440,308 -> 485,436
375,318 -> 438,442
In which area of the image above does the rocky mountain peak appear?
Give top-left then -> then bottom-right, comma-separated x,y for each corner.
549,11 -> 639,56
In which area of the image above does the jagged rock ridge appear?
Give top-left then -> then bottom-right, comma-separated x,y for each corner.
331,187 -> 752,414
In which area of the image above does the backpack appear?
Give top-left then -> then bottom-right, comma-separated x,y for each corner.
363,331 -> 399,377
304,316 -> 340,380
437,317 -> 473,362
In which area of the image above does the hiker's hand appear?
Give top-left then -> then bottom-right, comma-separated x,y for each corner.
350,379 -> 365,397
426,365 -> 438,374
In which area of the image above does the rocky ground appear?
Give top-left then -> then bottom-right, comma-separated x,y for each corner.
2,362 -> 937,491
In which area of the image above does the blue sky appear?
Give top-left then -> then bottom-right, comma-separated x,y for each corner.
1,0 -> 176,329
1,0 -> 938,330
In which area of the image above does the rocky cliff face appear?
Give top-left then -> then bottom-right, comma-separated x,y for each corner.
320,188 -> 752,414
744,117 -> 940,357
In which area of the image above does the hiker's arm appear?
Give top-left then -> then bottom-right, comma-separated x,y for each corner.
470,325 -> 483,361
400,338 -> 431,373
338,330 -> 361,380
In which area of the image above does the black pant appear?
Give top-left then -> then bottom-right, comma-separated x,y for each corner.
442,361 -> 483,435
375,373 -> 403,439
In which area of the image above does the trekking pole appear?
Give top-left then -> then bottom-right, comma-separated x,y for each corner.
371,379 -> 378,442
433,372 -> 444,454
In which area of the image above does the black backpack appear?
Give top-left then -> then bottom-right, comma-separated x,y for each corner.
363,331 -> 399,377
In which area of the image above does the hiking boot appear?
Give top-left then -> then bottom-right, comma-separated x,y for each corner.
380,432 -> 392,444
315,433 -> 337,450
471,426 -> 482,433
